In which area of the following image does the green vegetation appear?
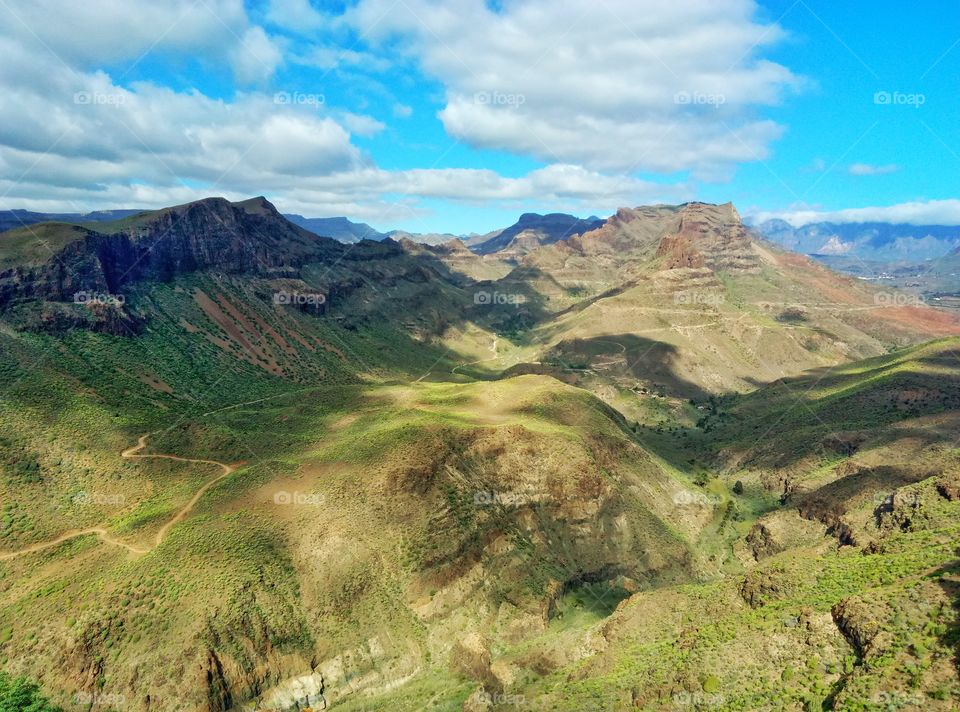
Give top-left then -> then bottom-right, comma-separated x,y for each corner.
0,202 -> 959,710
0,672 -> 61,712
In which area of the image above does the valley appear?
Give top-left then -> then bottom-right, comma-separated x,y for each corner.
0,197 -> 959,712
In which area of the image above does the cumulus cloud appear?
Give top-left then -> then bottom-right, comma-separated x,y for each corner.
0,0 -> 770,225
749,200 -> 960,227
229,26 -> 284,83
349,0 -> 800,174
0,0 -> 254,76
848,163 -> 899,176
265,0 -> 330,33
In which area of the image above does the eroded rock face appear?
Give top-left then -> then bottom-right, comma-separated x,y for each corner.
0,198 -> 321,307
875,490 -> 925,532
936,474 -> 960,501
739,567 -> 797,608
450,632 -> 500,693
831,598 -> 883,660
656,233 -> 707,269
745,522 -> 784,561
668,203 -> 760,274
249,672 -> 326,712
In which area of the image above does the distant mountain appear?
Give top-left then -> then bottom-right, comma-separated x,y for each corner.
283,214 -> 387,243
279,215 -> 462,246
751,218 -> 960,261
0,208 -> 143,232
384,229 -> 462,246
471,212 -> 603,255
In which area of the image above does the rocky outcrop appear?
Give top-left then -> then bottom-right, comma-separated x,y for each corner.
251,672 -> 326,711
745,522 -> 784,561
831,598 -> 886,661
656,233 -> 706,269
875,489 -> 926,532
936,473 -> 960,501
668,203 -> 761,274
450,632 -> 501,693
202,649 -> 234,712
739,567 -> 797,608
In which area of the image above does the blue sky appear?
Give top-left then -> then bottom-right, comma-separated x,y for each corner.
0,0 -> 957,234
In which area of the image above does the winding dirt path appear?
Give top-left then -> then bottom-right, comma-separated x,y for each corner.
0,434 -> 235,561
0,527 -> 148,561
121,435 -> 235,547
451,337 -> 499,376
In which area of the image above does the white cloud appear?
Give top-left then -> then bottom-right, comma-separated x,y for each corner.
0,0 -> 725,226
265,0 -> 330,33
0,0 -> 254,76
750,200 -> 960,227
349,0 -> 800,174
337,112 -> 387,137
295,46 -> 391,72
848,163 -> 899,176
230,26 -> 284,83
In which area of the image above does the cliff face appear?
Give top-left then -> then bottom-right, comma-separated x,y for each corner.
0,198 -> 344,308
520,202 -> 761,282
671,202 -> 760,274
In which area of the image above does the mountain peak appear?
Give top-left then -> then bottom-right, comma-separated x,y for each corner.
233,195 -> 280,216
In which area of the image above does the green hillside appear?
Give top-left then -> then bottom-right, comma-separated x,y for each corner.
0,200 -> 958,711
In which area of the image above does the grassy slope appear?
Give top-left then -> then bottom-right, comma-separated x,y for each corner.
1,209 -> 960,709
0,267 -> 722,710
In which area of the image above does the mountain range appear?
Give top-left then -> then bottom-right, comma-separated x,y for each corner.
751,218 -> 960,261
1,196 -> 959,711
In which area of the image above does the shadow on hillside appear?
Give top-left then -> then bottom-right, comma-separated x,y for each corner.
793,465 -> 932,533
934,551 -> 960,674
534,333 -> 712,401
709,348 -> 960,470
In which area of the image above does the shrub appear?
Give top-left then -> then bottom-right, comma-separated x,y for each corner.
0,671 -> 62,712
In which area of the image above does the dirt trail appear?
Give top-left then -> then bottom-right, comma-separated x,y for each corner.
0,434 -> 235,561
451,337 -> 499,376
0,527 -> 148,561
121,434 -> 236,546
